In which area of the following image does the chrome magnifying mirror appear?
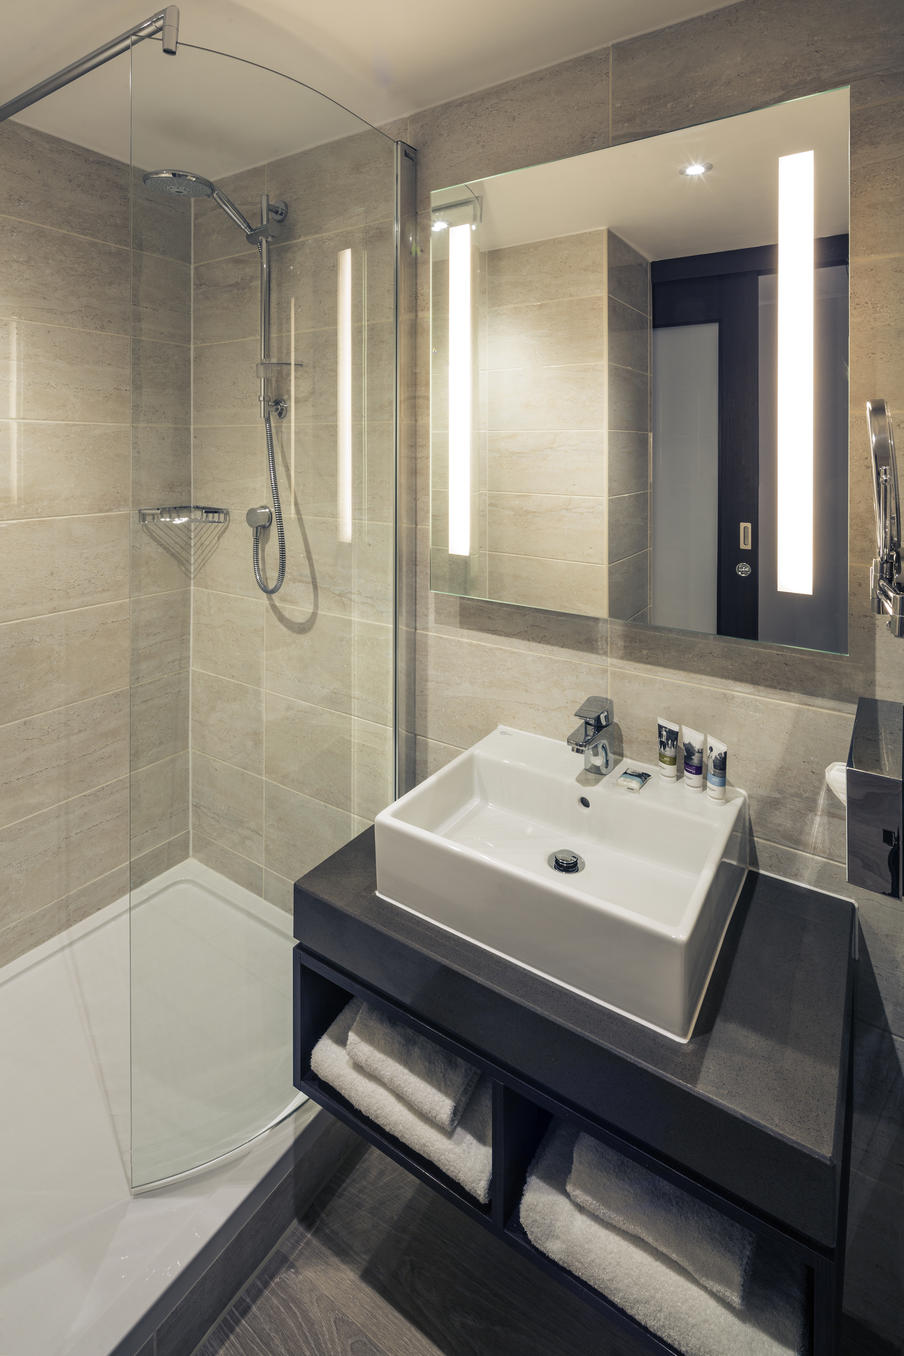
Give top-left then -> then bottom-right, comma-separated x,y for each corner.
867,399 -> 904,636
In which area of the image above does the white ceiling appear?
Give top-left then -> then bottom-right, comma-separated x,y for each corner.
1,0 -> 740,171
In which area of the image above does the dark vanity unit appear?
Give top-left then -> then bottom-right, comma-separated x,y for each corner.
293,829 -> 855,1356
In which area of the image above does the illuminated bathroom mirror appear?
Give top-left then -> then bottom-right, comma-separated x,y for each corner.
429,86 -> 850,653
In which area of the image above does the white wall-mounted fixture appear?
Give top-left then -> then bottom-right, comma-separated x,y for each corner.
776,149 -> 814,595
337,247 -> 353,544
448,221 -> 472,557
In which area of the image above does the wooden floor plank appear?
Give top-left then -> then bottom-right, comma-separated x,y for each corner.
195,1145 -> 642,1356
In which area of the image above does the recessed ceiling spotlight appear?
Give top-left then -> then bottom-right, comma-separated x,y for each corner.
680,161 -> 712,177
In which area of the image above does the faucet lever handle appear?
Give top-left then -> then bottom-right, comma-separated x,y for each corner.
573,695 -> 612,730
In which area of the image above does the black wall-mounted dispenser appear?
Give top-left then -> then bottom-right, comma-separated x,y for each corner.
846,697 -> 904,898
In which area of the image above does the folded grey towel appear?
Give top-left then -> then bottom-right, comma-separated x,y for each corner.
346,1001 -> 480,1132
567,1131 -> 755,1308
310,999 -> 492,1203
521,1125 -> 806,1356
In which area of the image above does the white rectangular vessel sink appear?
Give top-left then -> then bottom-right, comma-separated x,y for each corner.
375,727 -> 749,1042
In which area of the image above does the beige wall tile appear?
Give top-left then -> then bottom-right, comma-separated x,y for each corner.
275,516 -> 393,623
132,424 -> 191,509
0,862 -> 127,969
0,601 -> 129,725
192,337 -> 261,428
193,253 -> 259,346
0,220 -> 130,334
131,589 -> 190,684
608,297 -> 650,373
607,551 -> 651,621
0,776 -> 129,931
130,833 -> 190,889
191,669 -> 264,774
0,513 -> 128,622
191,750 -> 263,862
262,869 -> 294,914
132,250 -> 191,345
191,425 -> 269,512
132,338 -> 190,426
0,122 -> 129,246
265,606 -> 392,726
610,0 -> 904,144
414,735 -> 465,785
193,833 -> 264,896
130,752 -> 189,858
192,586 -> 265,687
608,363 -> 650,433
0,421 -> 130,520
608,430 -> 650,498
0,690 -> 129,829
0,320 -> 130,423
131,672 -> 190,770
416,630 -> 610,747
267,129 -> 396,244
263,778 -> 364,882
264,692 -> 392,820
409,50 -> 610,210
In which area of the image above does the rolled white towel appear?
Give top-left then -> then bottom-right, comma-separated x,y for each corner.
310,999 -> 492,1204
346,1001 -> 480,1132
521,1125 -> 806,1356
567,1131 -> 755,1308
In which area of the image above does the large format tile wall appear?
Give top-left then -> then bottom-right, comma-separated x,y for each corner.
189,129 -> 398,910
0,122 -> 191,968
395,0 -> 904,1343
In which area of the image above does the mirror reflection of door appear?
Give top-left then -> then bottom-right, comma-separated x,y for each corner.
651,237 -> 848,648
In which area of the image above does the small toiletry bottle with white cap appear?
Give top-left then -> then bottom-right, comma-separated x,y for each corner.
683,726 -> 705,791
707,736 -> 728,800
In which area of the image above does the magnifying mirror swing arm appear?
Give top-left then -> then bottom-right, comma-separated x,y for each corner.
868,399 -> 904,637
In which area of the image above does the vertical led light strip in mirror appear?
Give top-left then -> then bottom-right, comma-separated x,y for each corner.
448,222 -> 472,557
777,149 -> 815,594
337,247 -> 353,543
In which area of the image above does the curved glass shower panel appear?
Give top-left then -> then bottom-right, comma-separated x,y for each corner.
128,38 -> 398,1187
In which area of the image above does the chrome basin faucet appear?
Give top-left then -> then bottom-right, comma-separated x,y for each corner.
568,696 -> 614,776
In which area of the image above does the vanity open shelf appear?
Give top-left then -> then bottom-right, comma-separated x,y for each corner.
294,828 -> 855,1356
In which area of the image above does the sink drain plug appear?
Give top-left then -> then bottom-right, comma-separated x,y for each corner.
549,849 -> 585,873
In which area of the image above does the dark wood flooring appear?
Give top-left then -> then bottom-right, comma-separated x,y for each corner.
193,1139 -> 643,1356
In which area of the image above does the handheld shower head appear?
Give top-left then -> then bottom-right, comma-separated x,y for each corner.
142,169 -> 255,235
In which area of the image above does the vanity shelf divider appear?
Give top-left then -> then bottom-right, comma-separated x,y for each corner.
294,942 -> 845,1355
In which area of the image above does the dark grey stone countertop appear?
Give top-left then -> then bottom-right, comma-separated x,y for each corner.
294,827 -> 855,1245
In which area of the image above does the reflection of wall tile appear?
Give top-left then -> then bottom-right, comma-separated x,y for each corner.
486,232 -> 604,309
608,551 -> 651,621
608,297 -> 650,373
608,491 -> 649,563
608,430 -> 650,498
607,232 -> 650,313
0,421 -> 130,520
609,363 -> 650,433
488,553 -> 607,617
488,364 -> 606,431
487,296 -> 605,369
263,779 -> 364,882
488,493 -> 605,564
0,122 -> 129,246
487,431 -> 605,498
